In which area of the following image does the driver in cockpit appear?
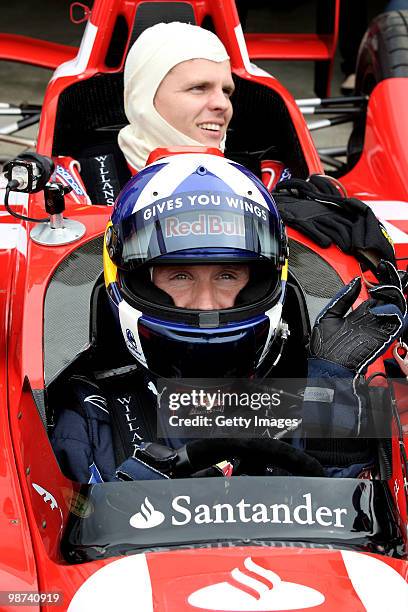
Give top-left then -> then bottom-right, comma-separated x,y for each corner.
51,153 -> 406,483
118,21 -> 234,173
117,20 -> 290,188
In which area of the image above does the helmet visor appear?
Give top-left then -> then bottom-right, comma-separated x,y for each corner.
114,191 -> 282,268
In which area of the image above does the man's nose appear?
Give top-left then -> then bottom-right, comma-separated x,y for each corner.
208,87 -> 229,112
190,283 -> 219,310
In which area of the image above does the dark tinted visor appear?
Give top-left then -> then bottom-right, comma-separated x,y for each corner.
115,191 -> 281,268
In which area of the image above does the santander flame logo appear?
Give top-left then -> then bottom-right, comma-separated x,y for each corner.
129,497 -> 165,529
188,556 -> 325,611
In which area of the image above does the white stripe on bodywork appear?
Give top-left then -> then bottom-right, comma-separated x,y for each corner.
0,224 -> 21,249
134,153 -> 269,212
0,186 -> 29,207
68,554 -> 153,611
342,550 -> 408,609
364,200 -> 408,244
234,25 -> 275,79
0,223 -> 27,255
52,22 -> 98,80
379,220 -> 408,244
365,200 -> 408,219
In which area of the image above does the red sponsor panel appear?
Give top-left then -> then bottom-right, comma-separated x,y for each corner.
66,547 -> 408,611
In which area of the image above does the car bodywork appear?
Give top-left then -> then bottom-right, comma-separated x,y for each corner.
0,1 -> 407,609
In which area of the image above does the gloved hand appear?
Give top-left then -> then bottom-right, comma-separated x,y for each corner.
375,260 -> 408,377
273,176 -> 396,265
309,267 -> 406,374
374,258 -> 408,292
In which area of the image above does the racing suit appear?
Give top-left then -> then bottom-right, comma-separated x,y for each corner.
52,265 -> 406,483
51,357 -> 373,483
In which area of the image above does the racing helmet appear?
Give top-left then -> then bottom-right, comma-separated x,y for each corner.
103,153 -> 288,378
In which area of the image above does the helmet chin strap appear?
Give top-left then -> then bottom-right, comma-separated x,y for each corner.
257,302 -> 284,367
272,320 -> 290,367
256,319 -> 290,378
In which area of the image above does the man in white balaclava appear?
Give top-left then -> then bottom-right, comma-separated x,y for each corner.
118,22 -> 234,172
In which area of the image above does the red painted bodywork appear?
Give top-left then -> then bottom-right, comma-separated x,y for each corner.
0,0 -> 407,609
245,33 -> 335,61
0,34 -> 77,69
342,78 -> 408,202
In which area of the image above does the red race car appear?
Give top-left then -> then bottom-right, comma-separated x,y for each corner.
0,1 -> 407,610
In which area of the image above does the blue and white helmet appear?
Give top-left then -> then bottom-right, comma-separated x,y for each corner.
103,153 -> 288,378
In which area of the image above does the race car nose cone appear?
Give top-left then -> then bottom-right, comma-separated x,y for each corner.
187,556 -> 324,610
67,547 -> 408,611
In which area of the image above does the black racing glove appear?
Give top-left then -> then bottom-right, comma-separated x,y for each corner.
273,176 -> 396,266
274,194 -> 353,250
375,259 -> 408,352
375,259 -> 408,293
309,265 -> 406,373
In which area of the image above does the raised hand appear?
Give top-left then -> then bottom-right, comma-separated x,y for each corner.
309,272 -> 406,374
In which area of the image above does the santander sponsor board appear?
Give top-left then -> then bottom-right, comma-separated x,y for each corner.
130,493 -> 347,530
67,479 -> 390,565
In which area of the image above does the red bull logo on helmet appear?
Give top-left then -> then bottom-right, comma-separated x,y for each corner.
165,214 -> 245,238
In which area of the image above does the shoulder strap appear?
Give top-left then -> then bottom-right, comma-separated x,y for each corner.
67,373 -> 157,467
98,372 -> 157,466
78,142 -> 131,205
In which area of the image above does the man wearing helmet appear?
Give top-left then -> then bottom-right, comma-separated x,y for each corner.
51,152 -> 406,483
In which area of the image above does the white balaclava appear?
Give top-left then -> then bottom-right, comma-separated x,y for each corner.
118,22 -> 230,172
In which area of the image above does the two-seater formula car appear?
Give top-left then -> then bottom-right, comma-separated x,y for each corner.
0,0 -> 408,609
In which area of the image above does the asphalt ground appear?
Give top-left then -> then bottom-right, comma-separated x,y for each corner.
0,0 -> 385,161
